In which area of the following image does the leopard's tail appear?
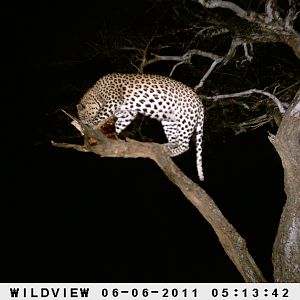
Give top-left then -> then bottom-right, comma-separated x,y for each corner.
195,105 -> 204,181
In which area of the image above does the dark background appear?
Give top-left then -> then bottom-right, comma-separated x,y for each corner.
3,0 -> 297,283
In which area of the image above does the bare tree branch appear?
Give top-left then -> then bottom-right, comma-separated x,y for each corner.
222,37 -> 245,64
205,89 -> 286,113
195,26 -> 229,38
52,116 -> 266,282
142,49 -> 223,70
140,40 -> 250,88
140,49 -> 224,85
242,43 -> 253,62
194,60 -> 220,90
285,0 -> 298,30
235,114 -> 273,134
198,0 -> 265,24
169,61 -> 185,77
198,0 -> 300,59
265,0 -> 281,22
186,49 -> 223,61
140,34 -> 256,89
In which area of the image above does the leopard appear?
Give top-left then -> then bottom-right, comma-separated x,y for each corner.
77,73 -> 205,181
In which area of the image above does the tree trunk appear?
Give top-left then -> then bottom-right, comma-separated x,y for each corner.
271,88 -> 300,282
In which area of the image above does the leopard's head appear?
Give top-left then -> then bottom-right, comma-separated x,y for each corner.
77,91 -> 103,125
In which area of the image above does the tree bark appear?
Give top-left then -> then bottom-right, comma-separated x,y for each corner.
271,88 -> 300,282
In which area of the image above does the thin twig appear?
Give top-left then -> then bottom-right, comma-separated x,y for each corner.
194,60 -> 220,91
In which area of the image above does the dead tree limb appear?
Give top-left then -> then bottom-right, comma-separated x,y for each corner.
52,116 -> 266,282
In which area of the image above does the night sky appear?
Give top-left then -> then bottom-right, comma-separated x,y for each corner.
3,1 -> 295,283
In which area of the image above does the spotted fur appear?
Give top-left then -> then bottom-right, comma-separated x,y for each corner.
77,73 -> 205,180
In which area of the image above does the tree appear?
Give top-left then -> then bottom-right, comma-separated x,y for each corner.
270,90 -> 300,282
53,0 -> 300,282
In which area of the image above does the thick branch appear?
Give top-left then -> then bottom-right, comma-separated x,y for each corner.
52,119 -> 266,282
